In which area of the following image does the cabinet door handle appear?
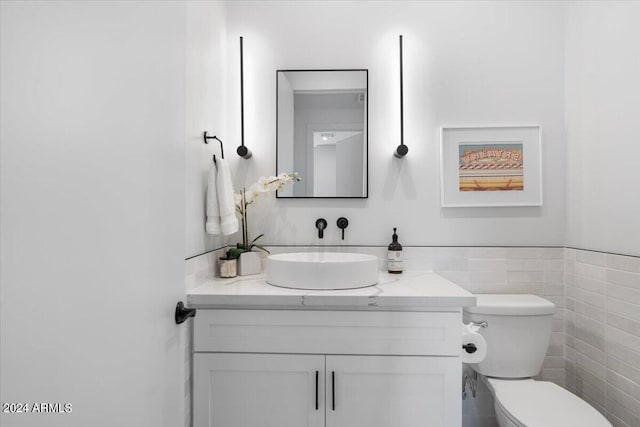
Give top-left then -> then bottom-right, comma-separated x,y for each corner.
315,370 -> 319,410
331,371 -> 335,411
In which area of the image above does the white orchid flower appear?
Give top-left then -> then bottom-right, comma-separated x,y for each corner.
232,172 -> 302,251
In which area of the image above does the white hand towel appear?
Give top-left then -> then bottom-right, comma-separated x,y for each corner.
205,161 -> 221,235
215,158 -> 239,236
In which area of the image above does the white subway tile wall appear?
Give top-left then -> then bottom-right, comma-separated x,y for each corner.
565,248 -> 640,427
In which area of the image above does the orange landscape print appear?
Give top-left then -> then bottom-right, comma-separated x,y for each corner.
459,143 -> 524,191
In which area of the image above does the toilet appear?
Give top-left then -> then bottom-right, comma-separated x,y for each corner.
463,294 -> 611,427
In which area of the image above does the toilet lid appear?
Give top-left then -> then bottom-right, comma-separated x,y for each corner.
487,379 -> 611,427
465,294 -> 555,316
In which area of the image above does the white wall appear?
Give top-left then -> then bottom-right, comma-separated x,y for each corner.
222,0 -> 566,247
1,2 -> 186,426
565,2 -> 640,257
185,1 -> 230,258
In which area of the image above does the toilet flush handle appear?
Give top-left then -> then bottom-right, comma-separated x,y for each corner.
470,321 -> 488,328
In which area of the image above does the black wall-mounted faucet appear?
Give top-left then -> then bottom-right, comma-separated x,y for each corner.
337,217 -> 349,240
315,218 -> 327,239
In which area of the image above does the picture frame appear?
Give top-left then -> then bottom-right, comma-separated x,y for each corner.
440,125 -> 542,207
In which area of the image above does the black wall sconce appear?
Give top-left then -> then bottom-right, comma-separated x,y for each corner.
394,35 -> 408,159
237,36 -> 252,159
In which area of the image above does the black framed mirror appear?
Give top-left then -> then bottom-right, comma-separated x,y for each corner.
276,69 -> 368,198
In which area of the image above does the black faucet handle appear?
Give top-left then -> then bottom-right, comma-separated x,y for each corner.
337,217 -> 349,240
316,218 -> 327,239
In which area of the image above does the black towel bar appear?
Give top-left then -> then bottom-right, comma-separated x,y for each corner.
203,131 -> 224,162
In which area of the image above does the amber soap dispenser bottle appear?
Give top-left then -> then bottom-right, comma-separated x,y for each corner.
387,227 -> 403,274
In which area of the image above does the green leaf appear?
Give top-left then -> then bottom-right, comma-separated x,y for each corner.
249,234 -> 265,247
228,247 -> 247,259
252,244 -> 271,254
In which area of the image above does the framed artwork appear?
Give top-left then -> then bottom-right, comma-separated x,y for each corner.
440,126 -> 542,207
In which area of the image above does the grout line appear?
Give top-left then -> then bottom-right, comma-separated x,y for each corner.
186,245 -> 639,261
571,286 -> 607,301
604,323 -> 640,345
567,246 -> 640,260
606,279 -> 640,292
261,244 -> 564,248
606,293 -> 640,308
606,350 -> 640,381
569,337 -> 606,363
185,245 -> 230,261
606,382 -> 640,409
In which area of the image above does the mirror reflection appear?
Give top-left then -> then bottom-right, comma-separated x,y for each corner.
276,70 -> 368,198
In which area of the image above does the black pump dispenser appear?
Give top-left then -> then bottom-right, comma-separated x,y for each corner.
387,228 -> 403,274
388,228 -> 402,251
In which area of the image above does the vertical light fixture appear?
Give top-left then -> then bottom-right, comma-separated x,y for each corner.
237,36 -> 252,159
394,35 -> 408,158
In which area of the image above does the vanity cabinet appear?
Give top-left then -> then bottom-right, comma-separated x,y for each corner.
193,353 -> 324,427
326,355 -> 458,427
192,309 -> 462,427
194,353 -> 458,427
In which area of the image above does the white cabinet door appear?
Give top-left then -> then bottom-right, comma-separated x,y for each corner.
326,355 -> 461,427
193,353 -> 325,427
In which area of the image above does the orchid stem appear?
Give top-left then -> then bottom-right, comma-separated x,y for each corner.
243,187 -> 248,249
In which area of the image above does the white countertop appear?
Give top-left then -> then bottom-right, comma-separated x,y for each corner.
187,271 -> 476,311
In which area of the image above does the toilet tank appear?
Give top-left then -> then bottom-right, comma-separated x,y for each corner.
463,294 -> 555,378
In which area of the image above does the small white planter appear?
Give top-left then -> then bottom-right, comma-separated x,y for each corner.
238,251 -> 262,276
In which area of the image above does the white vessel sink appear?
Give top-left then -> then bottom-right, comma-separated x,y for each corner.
266,252 -> 379,290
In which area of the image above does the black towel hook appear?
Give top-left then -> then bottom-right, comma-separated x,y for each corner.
203,131 -> 224,162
